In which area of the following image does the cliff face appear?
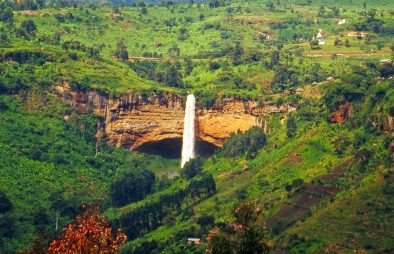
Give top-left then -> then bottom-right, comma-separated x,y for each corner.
53,82 -> 289,150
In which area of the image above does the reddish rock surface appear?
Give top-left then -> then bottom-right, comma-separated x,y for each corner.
329,101 -> 353,124
53,82 -> 292,150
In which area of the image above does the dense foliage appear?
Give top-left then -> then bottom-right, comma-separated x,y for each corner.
48,207 -> 127,253
182,157 -> 203,179
208,201 -> 271,254
113,173 -> 216,240
219,126 -> 267,158
110,168 -> 156,207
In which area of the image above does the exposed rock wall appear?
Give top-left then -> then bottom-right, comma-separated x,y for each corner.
329,101 -> 353,124
53,82 -> 291,150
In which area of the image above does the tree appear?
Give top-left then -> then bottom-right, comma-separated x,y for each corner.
0,191 -> 12,213
114,41 -> 129,61
185,59 -> 193,76
48,207 -> 127,254
141,6 -> 148,15
34,208 -> 50,232
334,38 -> 341,46
16,20 -> 37,38
330,7 -> 339,17
345,39 -> 350,47
197,214 -> 215,229
0,191 -> 14,238
209,232 -> 234,254
208,201 -> 271,254
286,117 -> 297,138
110,168 -> 155,207
333,134 -> 352,156
317,6 -> 325,17
0,27 -> 10,46
219,126 -> 267,158
272,65 -> 299,90
269,50 -> 280,68
209,0 -> 220,8
378,62 -> 394,78
168,44 -> 180,57
0,6 -> 13,24
231,42 -> 243,65
201,174 -> 217,194
22,20 -> 37,34
165,63 -> 183,87
310,39 -> 320,50
182,157 -> 203,179
356,33 -> 363,43
355,148 -> 372,169
36,0 -> 45,8
266,1 -> 275,11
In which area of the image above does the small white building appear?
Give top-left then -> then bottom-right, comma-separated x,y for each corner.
313,29 -> 326,45
187,238 -> 202,245
348,31 -> 368,37
338,19 -> 347,25
380,59 -> 393,64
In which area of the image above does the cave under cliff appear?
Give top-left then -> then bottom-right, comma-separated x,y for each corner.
134,137 -> 218,158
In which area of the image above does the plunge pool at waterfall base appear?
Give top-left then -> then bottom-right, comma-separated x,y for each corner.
135,138 -> 218,177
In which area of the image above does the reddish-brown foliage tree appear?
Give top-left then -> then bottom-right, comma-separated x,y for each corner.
48,207 -> 127,254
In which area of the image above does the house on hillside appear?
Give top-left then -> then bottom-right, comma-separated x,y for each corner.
380,59 -> 393,64
295,88 -> 304,95
313,29 -> 326,45
347,31 -> 368,38
187,238 -> 202,245
338,19 -> 347,25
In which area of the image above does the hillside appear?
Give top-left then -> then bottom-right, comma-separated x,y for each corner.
0,0 -> 393,253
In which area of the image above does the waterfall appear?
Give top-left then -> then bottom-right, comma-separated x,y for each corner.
181,94 -> 196,168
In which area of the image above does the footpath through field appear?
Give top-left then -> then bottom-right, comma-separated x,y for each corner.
303,50 -> 391,57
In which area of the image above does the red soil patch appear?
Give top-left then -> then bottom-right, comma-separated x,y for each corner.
321,158 -> 355,182
283,153 -> 304,167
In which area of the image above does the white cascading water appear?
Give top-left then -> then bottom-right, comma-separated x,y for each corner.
181,94 -> 196,168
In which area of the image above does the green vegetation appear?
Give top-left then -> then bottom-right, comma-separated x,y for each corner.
182,157 -> 203,179
0,0 -> 393,253
208,201 -> 271,254
219,126 -> 267,159
110,167 -> 156,207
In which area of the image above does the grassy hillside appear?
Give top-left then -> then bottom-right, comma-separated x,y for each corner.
0,0 -> 393,253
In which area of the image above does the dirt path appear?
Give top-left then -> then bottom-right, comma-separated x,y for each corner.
303,50 -> 391,57
128,50 -> 391,62
128,56 -> 224,62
